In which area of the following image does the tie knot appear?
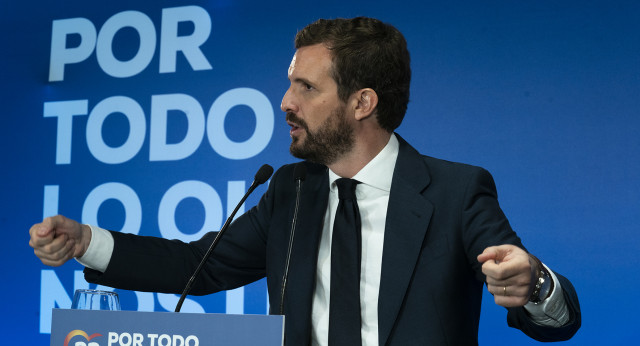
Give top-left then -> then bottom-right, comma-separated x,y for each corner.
335,178 -> 359,200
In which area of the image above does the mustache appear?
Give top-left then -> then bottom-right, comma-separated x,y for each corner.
286,112 -> 308,131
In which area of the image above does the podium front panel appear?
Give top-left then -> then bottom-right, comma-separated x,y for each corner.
51,309 -> 284,346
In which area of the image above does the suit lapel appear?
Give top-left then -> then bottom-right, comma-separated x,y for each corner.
285,163 -> 329,344
378,137 -> 434,346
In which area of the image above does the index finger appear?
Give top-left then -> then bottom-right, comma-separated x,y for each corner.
482,254 -> 530,280
29,217 -> 58,244
478,244 -> 523,264
30,222 -> 50,238
477,246 -> 499,263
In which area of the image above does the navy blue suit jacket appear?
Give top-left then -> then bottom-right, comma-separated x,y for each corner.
86,135 -> 580,345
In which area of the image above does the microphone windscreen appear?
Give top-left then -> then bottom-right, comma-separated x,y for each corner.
293,163 -> 307,182
255,164 -> 274,184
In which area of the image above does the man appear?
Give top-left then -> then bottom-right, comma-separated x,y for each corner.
30,17 -> 580,345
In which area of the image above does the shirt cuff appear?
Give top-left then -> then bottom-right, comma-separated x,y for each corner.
523,263 -> 570,327
75,225 -> 114,273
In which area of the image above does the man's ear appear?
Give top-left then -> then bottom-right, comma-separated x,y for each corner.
353,88 -> 378,121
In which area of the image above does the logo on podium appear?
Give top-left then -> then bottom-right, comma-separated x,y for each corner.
64,330 -> 102,346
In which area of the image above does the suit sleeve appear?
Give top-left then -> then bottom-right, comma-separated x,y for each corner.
461,167 -> 581,341
83,166 -> 285,295
461,167 -> 524,280
507,273 -> 581,341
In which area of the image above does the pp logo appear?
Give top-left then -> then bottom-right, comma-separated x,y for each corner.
64,330 -> 103,346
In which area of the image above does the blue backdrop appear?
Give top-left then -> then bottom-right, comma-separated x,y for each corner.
1,0 -> 638,344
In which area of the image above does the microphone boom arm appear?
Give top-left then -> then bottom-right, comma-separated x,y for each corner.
175,165 -> 273,312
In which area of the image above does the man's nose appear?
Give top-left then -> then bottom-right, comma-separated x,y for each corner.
281,87 -> 297,113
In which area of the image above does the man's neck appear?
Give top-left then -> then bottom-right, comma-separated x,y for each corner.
328,131 -> 392,178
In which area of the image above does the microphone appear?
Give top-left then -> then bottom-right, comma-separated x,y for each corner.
279,163 -> 307,315
254,164 -> 274,185
175,164 -> 274,312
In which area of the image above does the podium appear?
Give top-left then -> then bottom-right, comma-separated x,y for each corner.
50,309 -> 284,346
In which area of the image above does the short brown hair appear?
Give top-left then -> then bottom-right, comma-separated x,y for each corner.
295,17 -> 411,132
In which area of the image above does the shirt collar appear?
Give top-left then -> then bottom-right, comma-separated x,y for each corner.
328,133 -> 399,193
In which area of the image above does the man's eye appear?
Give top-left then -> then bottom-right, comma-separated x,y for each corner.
304,83 -> 314,91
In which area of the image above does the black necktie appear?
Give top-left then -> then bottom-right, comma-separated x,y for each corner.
329,178 -> 362,345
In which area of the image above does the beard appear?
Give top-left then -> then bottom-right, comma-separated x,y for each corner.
287,105 -> 355,165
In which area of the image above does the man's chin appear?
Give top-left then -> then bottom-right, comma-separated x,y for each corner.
289,141 -> 315,162
289,143 -> 305,160
290,135 -> 304,148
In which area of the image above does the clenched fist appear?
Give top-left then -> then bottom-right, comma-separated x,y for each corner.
29,215 -> 91,267
477,245 -> 536,307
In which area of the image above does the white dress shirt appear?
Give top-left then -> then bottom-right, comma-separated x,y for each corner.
311,133 -> 400,346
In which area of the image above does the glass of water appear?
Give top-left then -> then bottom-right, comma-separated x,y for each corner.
71,289 -> 121,310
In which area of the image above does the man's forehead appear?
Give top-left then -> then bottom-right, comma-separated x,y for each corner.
287,44 -> 332,78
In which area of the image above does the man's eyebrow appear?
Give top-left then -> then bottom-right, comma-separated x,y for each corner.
292,77 -> 315,86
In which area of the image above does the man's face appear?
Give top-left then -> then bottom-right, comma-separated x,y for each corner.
281,44 -> 354,165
